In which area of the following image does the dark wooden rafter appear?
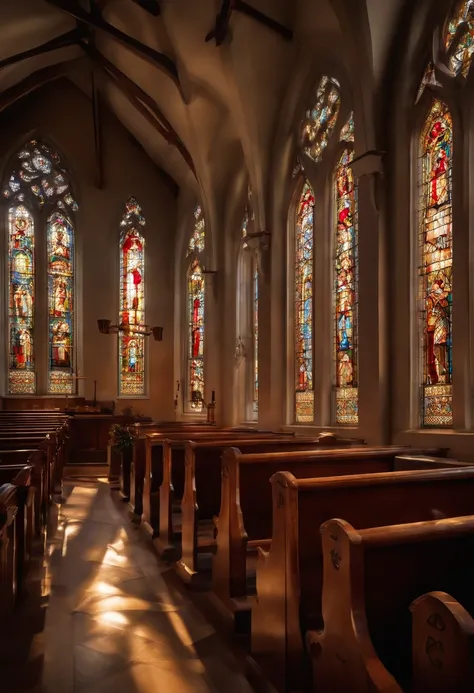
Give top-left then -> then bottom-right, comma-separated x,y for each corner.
0,27 -> 85,71
89,0 -> 104,189
45,0 -> 181,92
131,0 -> 161,16
80,42 -> 196,177
205,0 -> 292,45
0,59 -> 83,115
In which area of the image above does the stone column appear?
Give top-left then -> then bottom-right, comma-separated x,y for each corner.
351,152 -> 389,445
203,270 -> 220,421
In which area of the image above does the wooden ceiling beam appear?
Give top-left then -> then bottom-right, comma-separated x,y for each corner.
206,0 -> 292,44
0,28 -> 85,72
131,0 -> 161,16
80,42 -> 196,177
0,59 -> 83,115
45,0 -> 180,90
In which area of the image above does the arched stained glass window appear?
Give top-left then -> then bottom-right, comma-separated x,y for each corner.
334,149 -> 358,424
8,205 -> 35,394
445,0 -> 474,77
187,205 -> 205,256
294,180 -> 315,423
300,76 -> 341,163
3,139 -> 77,394
119,197 -> 146,396
48,211 -> 75,393
419,100 -> 453,427
340,112 -> 355,143
188,259 -> 205,411
252,262 -> 259,416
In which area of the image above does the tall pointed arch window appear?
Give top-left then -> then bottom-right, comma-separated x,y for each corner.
418,100 -> 453,427
119,198 -> 146,396
187,205 -> 206,412
294,180 -> 315,423
188,259 -> 205,411
334,116 -> 358,424
3,139 -> 77,394
445,0 -> 474,77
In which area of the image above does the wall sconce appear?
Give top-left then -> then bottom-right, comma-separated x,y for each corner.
97,319 -> 163,341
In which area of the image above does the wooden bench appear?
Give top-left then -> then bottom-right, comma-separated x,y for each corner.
306,515 -> 474,693
410,591 -> 474,692
142,431 -> 299,556
123,422 -> 221,506
0,450 -> 45,531
0,483 -> 18,616
175,434 -> 365,586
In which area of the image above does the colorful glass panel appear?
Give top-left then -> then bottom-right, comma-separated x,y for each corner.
419,100 -> 453,427
294,180 -> 314,422
445,0 -> 474,77
339,112 -> 355,143
188,259 -> 205,412
8,205 -> 35,394
334,150 -> 358,425
300,76 -> 341,163
253,260 -> 259,417
415,63 -> 442,104
3,140 -> 78,210
187,205 -> 205,256
47,211 -> 75,393
119,197 -> 146,396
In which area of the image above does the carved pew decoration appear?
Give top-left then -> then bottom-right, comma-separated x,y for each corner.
0,483 -> 18,617
307,516 -> 474,693
411,591 -> 474,693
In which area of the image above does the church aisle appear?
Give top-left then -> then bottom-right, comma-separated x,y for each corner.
4,479 -> 256,693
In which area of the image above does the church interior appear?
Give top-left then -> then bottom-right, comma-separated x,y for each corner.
2,0 -> 474,691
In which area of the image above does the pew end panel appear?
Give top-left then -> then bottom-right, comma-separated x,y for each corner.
410,591 -> 474,693
0,484 -> 18,617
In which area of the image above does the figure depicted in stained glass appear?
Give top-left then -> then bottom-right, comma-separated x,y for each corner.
188,259 -> 205,411
8,205 -> 35,393
294,180 -> 314,423
334,147 -> 358,425
300,76 -> 341,163
187,205 -> 205,256
445,0 -> 474,77
119,197 -> 146,396
419,99 -> 453,427
47,211 -> 75,392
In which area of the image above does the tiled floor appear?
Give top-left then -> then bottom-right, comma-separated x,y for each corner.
1,478 -> 256,693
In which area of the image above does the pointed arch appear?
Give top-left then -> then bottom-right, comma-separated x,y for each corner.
119,197 -> 146,396
294,179 -> 315,423
3,138 -> 78,394
334,147 -> 358,424
418,99 -> 453,427
187,258 -> 205,412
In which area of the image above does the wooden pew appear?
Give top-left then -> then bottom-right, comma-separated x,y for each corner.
0,483 -> 18,616
410,591 -> 474,693
0,435 -> 57,506
0,450 -> 45,532
176,434 -> 365,586
142,431 -> 300,557
0,465 -> 35,592
251,461 -> 473,693
124,422 -> 220,507
306,516 -> 474,693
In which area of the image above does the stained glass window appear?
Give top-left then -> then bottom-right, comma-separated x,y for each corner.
187,205 -> 205,256
418,100 -> 453,427
340,112 -> 355,143
415,63 -> 442,104
119,197 -> 146,396
300,76 -> 341,163
445,0 -> 474,77
8,205 -> 35,394
47,211 -> 75,393
253,261 -> 259,416
4,139 -> 78,395
188,259 -> 205,411
294,180 -> 315,423
334,149 -> 358,425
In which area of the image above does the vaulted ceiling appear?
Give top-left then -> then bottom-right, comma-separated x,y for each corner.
0,0 -> 412,197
